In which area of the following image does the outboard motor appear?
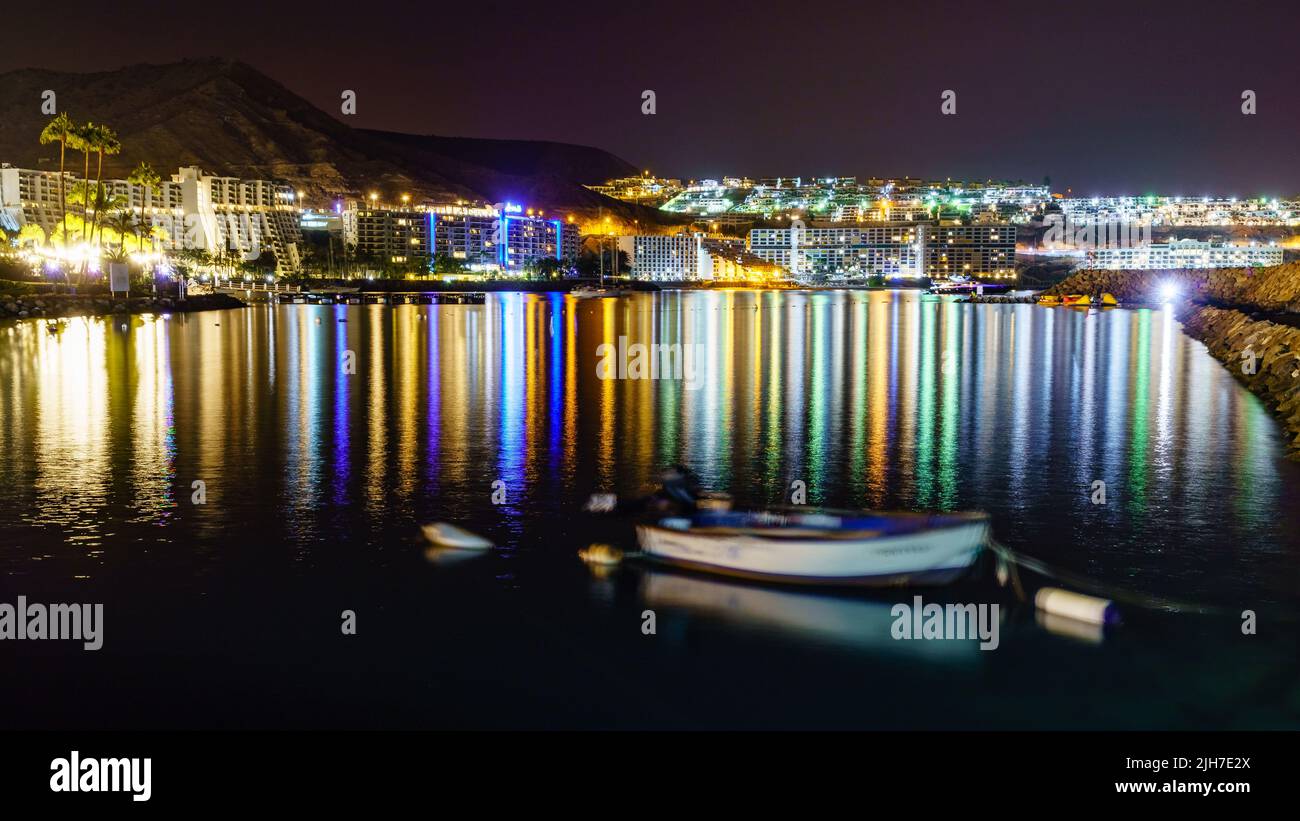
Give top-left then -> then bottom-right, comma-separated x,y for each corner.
659,464 -> 702,511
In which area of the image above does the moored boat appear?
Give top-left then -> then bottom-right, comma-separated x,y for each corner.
570,285 -> 628,298
1037,294 -> 1061,306
1060,294 -> 1091,307
636,509 -> 990,586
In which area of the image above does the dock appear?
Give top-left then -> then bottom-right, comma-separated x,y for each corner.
275,291 -> 487,306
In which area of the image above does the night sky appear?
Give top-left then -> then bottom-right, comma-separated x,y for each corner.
5,0 -> 1298,194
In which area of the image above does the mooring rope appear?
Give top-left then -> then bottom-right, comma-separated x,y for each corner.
987,538 -> 1247,617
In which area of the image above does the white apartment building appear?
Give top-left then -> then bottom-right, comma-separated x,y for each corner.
0,164 -> 77,238
747,222 -> 1014,280
1085,240 -> 1283,270
1,163 -> 303,272
1058,196 -> 1300,228
748,224 -> 926,278
617,234 -> 710,280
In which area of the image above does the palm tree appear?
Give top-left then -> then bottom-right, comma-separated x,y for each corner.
104,210 -> 137,253
39,113 -> 76,246
88,124 -> 120,250
127,161 -> 161,254
68,122 -> 97,243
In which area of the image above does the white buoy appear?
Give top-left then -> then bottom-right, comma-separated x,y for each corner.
1035,587 -> 1119,626
420,522 -> 492,550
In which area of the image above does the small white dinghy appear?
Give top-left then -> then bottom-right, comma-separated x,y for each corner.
421,522 -> 493,551
570,286 -> 628,299
636,509 -> 989,586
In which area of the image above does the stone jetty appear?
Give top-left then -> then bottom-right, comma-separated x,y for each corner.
0,293 -> 244,320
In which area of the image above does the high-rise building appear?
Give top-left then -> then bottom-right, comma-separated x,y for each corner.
617,234 -> 709,279
342,201 -> 580,273
923,224 -> 1014,279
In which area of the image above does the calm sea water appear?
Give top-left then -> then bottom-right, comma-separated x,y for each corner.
2,290 -> 1299,729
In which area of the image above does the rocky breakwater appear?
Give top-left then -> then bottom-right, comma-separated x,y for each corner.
1044,262 -> 1300,311
1180,306 -> 1300,458
0,293 -> 245,320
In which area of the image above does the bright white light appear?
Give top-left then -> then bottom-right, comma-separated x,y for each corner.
1160,282 -> 1179,302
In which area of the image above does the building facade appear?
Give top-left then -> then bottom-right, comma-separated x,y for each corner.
617,234 -> 709,280
746,222 -> 1014,280
1,163 -> 304,272
343,201 -> 580,273
1085,240 -> 1283,270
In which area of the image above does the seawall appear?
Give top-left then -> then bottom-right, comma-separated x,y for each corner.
1179,306 -> 1300,458
1045,263 -> 1300,312
0,293 -> 246,320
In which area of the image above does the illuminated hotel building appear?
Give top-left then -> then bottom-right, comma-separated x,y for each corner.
493,203 -> 580,272
1,163 -> 304,272
1085,239 -> 1283,270
922,224 -> 1014,279
344,208 -> 433,266
747,222 -> 1014,280
617,234 -> 710,280
748,224 -> 926,279
343,201 -> 580,272
0,164 -> 77,237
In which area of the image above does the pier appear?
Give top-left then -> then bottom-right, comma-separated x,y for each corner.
273,291 -> 487,306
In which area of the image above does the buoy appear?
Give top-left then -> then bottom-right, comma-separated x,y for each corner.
420,522 -> 492,550
578,544 -> 623,567
1035,587 -> 1119,626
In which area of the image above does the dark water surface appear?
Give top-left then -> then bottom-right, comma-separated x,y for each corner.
2,290 -> 1299,729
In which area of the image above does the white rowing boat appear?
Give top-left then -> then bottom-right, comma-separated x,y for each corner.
636,510 -> 989,586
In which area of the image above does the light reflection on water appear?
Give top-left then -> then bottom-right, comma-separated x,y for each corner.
0,290 -> 1298,604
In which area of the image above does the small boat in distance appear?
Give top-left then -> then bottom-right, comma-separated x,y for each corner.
570,284 -> 628,298
421,522 -> 493,550
1038,292 -> 1119,307
636,509 -> 990,586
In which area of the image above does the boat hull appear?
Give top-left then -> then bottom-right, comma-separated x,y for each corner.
636,514 -> 988,587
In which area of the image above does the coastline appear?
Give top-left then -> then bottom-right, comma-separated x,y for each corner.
1180,305 -> 1300,458
0,292 -> 246,320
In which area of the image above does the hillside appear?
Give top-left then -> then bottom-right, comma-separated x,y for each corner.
0,57 -> 677,225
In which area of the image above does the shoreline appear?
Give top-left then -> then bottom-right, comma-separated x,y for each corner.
0,293 -> 246,320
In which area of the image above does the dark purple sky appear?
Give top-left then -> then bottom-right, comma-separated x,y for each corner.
5,0 -> 1298,195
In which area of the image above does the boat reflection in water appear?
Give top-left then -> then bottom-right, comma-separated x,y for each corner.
638,567 -> 990,662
